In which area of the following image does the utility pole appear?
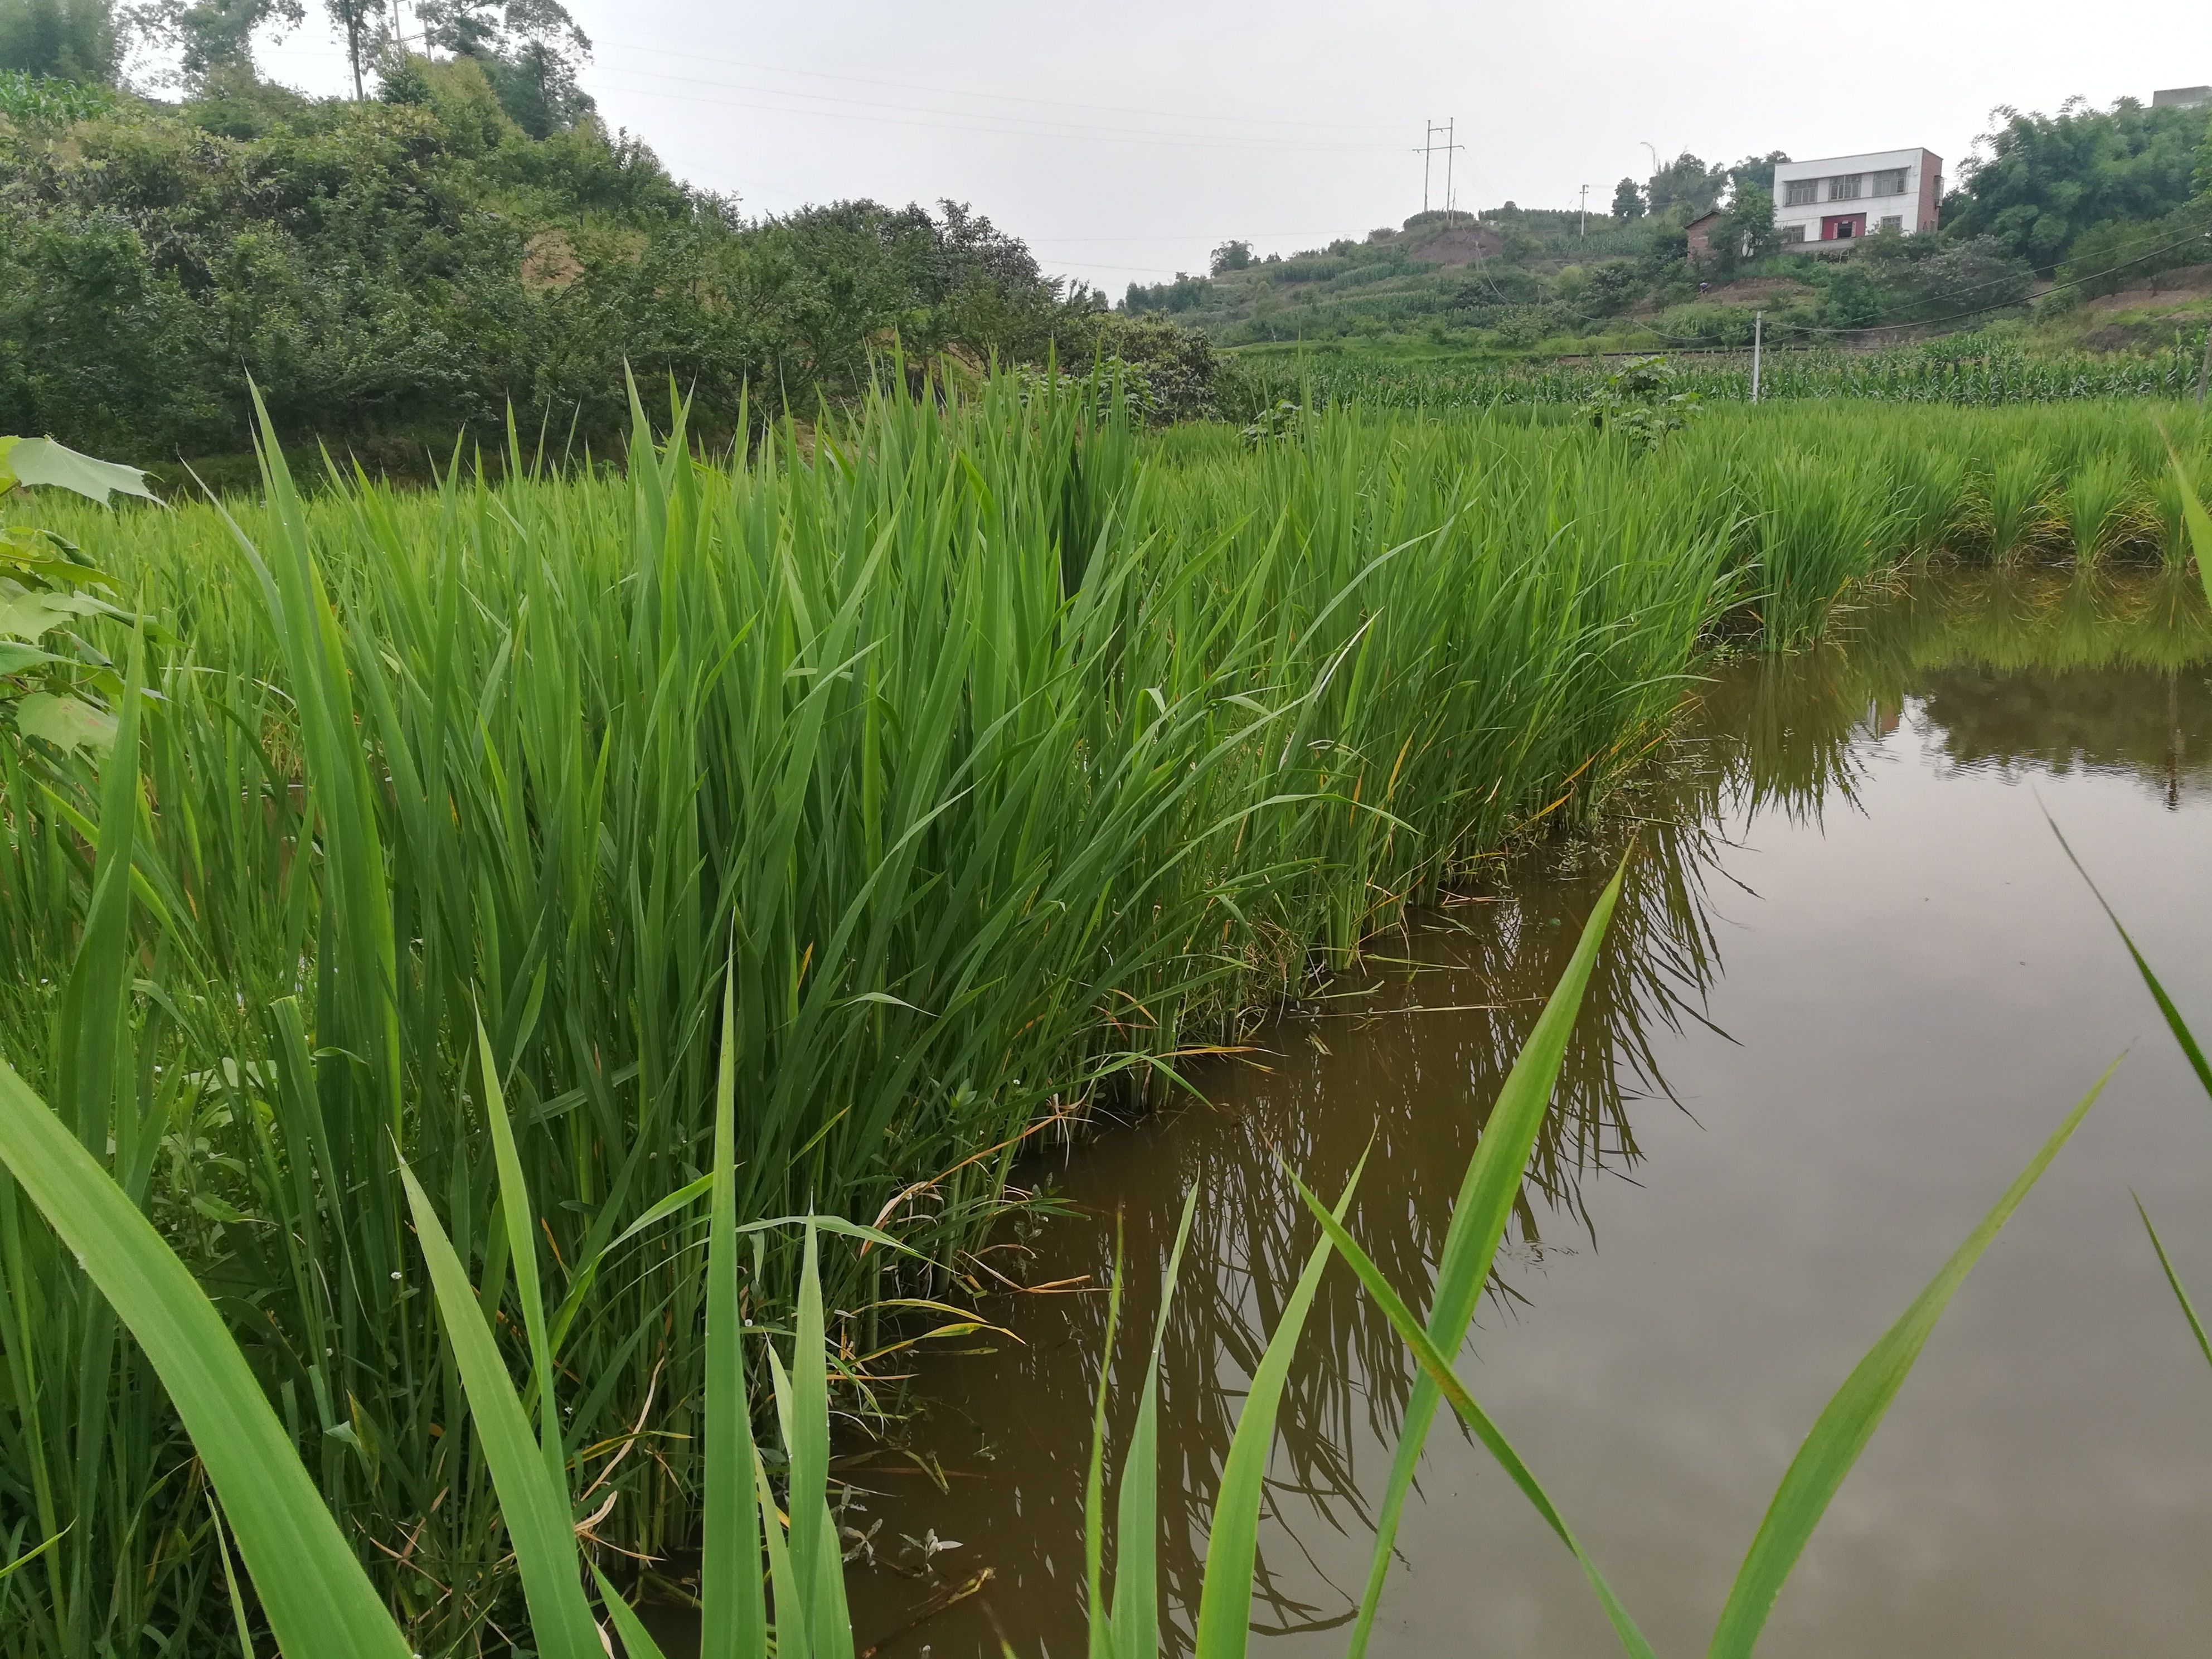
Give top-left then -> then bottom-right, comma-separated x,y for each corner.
1416,121 -> 1465,220
1752,312 -> 1763,404
1444,118 -> 1457,228
1579,184 -> 1589,238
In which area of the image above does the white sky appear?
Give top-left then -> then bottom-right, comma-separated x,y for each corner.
246,0 -> 2209,293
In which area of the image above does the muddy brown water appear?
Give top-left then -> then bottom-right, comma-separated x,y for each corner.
662,567 -> 2212,1658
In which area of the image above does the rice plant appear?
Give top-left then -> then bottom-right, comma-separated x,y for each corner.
2062,454 -> 2141,564
1982,448 -> 2057,563
1,380 -> 2204,1652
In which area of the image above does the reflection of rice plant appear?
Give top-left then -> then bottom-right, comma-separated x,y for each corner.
2063,454 -> 2142,564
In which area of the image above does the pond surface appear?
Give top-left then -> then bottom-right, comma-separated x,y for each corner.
825,569 -> 2212,1658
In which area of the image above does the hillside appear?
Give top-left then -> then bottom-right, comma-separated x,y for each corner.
1128,101 -> 2212,365
0,64 -> 1207,469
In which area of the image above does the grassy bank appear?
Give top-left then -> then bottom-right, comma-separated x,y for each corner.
0,384 -> 2206,1652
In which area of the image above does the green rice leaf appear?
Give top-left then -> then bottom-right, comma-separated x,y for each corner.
1082,1217 -> 1127,1659
1109,1184 -> 1200,1659
1288,1165 -> 1657,1659
702,975 -> 767,1659
590,1560 -> 673,1659
1706,1058 -> 2117,1659
476,1012 -> 565,1494
397,1157 -> 601,1659
1345,852 -> 1628,1658
55,627 -> 142,1151
2133,1196 -> 2212,1374
1191,1161 -> 1361,1659
0,1058 -> 411,1659
2160,432 -> 2212,609
2045,811 -> 2212,1102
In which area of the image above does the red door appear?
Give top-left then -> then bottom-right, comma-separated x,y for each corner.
1820,214 -> 1866,240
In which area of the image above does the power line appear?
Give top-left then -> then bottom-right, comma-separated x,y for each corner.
592,71 -> 1404,153
595,41 -> 1401,136
1787,216 -> 2212,336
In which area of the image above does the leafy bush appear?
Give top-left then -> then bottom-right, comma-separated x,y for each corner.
1860,232 -> 2035,324
2044,206 -> 2212,309
0,74 -> 1108,461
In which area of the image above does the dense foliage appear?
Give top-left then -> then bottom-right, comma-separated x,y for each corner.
0,64 -> 1201,464
1944,96 -> 2212,270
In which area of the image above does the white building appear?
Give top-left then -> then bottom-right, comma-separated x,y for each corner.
2152,86 -> 2210,109
1772,149 -> 1943,251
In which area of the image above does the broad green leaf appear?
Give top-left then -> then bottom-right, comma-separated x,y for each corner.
1706,1058 -> 2117,1659
1191,1163 -> 1360,1659
0,591 -> 91,641
13,691 -> 117,755
0,1059 -> 410,1659
397,1157 -> 602,1659
3,436 -> 158,505
0,641 -> 59,675
1290,1167 -> 1657,1659
1346,853 -> 1629,1658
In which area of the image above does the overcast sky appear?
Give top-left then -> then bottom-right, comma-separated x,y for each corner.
251,0 -> 2209,294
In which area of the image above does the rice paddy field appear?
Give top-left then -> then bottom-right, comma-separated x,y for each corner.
2,383 -> 2210,1656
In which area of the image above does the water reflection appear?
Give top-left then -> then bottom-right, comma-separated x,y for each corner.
830,567 -> 2212,1659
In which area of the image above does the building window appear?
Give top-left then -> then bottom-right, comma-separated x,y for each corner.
1828,174 -> 1862,201
1780,223 -> 1806,243
1783,178 -> 1817,207
1871,168 -> 1909,196
1879,214 -> 1903,232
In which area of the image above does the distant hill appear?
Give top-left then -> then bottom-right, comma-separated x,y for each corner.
1128,100 -> 2212,362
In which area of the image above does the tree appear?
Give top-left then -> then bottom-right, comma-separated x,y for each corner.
321,0 -> 381,96
1611,176 -> 1643,220
1946,96 -> 2209,271
1209,239 -> 1253,275
1646,151 -> 1725,217
418,0 -> 592,134
1727,150 -> 1790,202
1710,184 -> 1775,274
0,0 -> 119,81
132,0 -> 303,86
